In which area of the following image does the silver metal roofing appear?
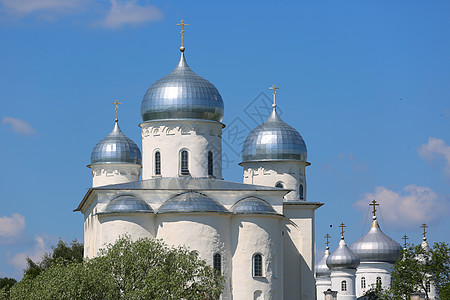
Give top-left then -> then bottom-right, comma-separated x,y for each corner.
326,239 -> 360,269
316,248 -> 331,277
349,217 -> 402,264
231,196 -> 278,215
91,121 -> 142,165
141,52 -> 224,122
242,108 -> 307,163
93,177 -> 288,191
157,191 -> 229,214
100,195 -> 153,214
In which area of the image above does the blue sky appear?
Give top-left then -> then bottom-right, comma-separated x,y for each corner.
1,0 -> 449,279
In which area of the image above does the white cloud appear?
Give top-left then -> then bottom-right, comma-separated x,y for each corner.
0,214 -> 25,244
354,185 -> 449,229
1,117 -> 37,136
8,235 -> 49,271
98,0 -> 163,29
418,137 -> 450,177
0,0 -> 85,16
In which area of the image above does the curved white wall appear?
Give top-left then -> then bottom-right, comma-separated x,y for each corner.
242,161 -> 308,201
355,262 -> 392,297
155,213 -> 232,299
90,163 -> 141,187
316,277 -> 332,300
141,120 -> 223,179
330,269 -> 357,300
231,215 -> 283,300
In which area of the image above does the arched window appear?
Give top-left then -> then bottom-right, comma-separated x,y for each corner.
180,150 -> 189,175
299,184 -> 304,200
154,151 -> 161,175
253,254 -> 263,277
361,277 -> 366,289
213,253 -> 221,274
275,182 -> 284,188
376,277 -> 382,289
208,151 -> 213,176
426,282 -> 431,293
341,280 -> 347,291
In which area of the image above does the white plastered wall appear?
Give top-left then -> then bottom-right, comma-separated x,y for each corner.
355,262 -> 393,297
90,163 -> 141,187
316,276 -> 332,300
330,269 -> 357,300
242,161 -> 308,201
231,215 -> 283,300
140,120 -> 223,179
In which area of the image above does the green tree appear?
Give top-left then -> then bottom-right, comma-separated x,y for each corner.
23,239 -> 83,279
9,237 -> 223,300
388,242 -> 450,300
0,278 -> 17,299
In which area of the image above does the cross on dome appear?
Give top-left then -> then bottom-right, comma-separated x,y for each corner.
369,199 -> 379,217
402,234 -> 409,249
421,223 -> 428,240
112,99 -> 122,122
339,222 -> 346,239
324,233 -> 331,249
177,19 -> 189,51
269,84 -> 279,108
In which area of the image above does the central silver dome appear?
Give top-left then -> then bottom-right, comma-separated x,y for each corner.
141,52 -> 224,122
242,108 -> 307,163
157,192 -> 229,214
349,217 -> 402,263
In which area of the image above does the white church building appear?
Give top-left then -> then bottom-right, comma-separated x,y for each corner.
75,37 -> 324,299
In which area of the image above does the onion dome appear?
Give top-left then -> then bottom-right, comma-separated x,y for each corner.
349,216 -> 402,263
100,195 -> 153,214
91,121 -> 142,165
157,192 -> 229,214
140,51 -> 224,122
242,107 -> 307,163
327,238 -> 360,269
231,196 -> 279,215
316,247 -> 332,277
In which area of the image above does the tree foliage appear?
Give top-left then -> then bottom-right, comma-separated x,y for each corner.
386,241 -> 450,300
8,237 -> 223,300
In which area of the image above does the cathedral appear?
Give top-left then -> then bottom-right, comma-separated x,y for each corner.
75,30 -> 323,299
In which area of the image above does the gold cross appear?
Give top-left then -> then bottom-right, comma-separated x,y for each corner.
402,235 -> 409,248
324,233 -> 331,247
176,19 -> 189,47
339,222 -> 346,237
369,199 -> 379,217
269,84 -> 279,106
421,223 -> 428,238
112,99 -> 122,122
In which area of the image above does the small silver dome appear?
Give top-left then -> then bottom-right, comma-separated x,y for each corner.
102,195 -> 153,214
91,122 -> 142,165
349,217 -> 402,264
316,248 -> 331,277
242,108 -> 307,163
141,52 -> 224,122
157,192 -> 229,214
231,196 -> 278,215
327,238 -> 360,269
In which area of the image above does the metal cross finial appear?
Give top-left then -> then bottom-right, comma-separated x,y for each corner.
269,84 -> 280,106
339,223 -> 346,238
402,235 -> 409,249
369,199 -> 379,217
421,223 -> 428,238
324,233 -> 331,247
176,19 -> 189,47
112,99 -> 122,122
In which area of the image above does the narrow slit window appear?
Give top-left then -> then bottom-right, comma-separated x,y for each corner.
253,254 -> 263,277
341,280 -> 347,291
180,150 -> 189,175
361,277 -> 366,289
299,184 -> 304,200
208,151 -> 213,176
154,151 -> 161,175
376,277 -> 382,289
213,253 -> 221,274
